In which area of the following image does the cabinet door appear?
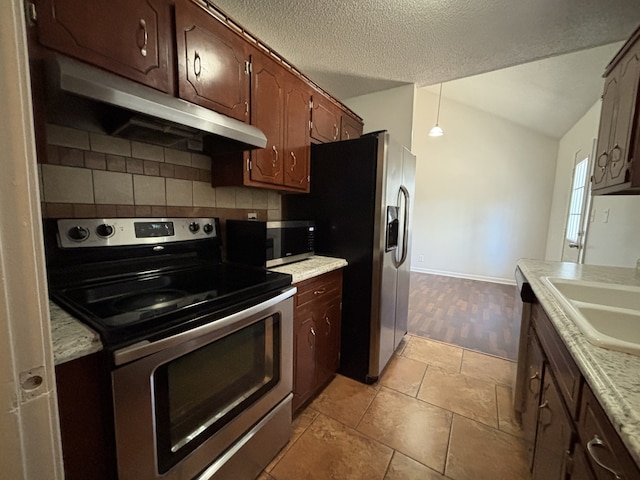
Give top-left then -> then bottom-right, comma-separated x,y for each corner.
293,314 -> 317,412
593,74 -> 618,189
532,369 -> 575,480
341,113 -> 363,140
522,332 -> 545,469
315,300 -> 342,388
311,94 -> 341,143
35,0 -> 172,92
579,384 -> 640,480
175,0 -> 250,121
606,47 -> 640,186
249,51 -> 284,185
283,74 -> 311,191
570,443 -> 596,480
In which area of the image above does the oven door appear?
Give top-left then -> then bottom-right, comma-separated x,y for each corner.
111,288 -> 295,480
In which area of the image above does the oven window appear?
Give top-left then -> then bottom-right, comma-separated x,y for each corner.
154,315 -> 280,473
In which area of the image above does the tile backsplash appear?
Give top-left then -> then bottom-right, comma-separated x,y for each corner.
38,123 -> 281,222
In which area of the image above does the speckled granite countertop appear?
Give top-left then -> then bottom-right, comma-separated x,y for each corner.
49,301 -> 102,365
269,255 -> 347,284
517,259 -> 640,466
49,256 -> 347,365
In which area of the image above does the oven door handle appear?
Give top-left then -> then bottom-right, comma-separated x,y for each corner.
113,287 -> 297,366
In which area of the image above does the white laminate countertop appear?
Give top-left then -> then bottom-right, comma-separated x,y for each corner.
269,255 -> 348,284
517,259 -> 640,466
49,255 -> 347,365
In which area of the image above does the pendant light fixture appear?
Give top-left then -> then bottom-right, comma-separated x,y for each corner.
429,83 -> 444,137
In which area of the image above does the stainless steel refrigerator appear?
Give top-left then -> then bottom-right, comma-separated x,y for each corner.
282,130 -> 415,383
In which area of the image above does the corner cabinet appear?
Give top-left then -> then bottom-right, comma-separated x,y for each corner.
592,25 -> 640,195
292,269 -> 343,412
175,0 -> 251,122
519,303 -> 640,480
211,52 -> 312,193
33,0 -> 173,93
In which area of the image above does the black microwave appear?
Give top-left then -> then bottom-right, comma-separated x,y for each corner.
226,220 -> 315,268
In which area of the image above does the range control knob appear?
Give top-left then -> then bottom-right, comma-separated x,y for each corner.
67,226 -> 89,242
203,223 -> 214,234
189,222 -> 200,233
96,223 -> 114,238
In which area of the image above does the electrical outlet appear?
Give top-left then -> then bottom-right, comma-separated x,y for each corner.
603,208 -> 610,223
419,255 -> 425,262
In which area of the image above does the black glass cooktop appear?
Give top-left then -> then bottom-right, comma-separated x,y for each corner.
50,263 -> 292,349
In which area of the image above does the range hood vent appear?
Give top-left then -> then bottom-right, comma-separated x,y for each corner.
45,54 -> 266,153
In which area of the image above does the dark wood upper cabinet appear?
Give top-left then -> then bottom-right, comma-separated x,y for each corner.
592,26 -> 640,194
283,73 -> 311,190
249,50 -> 284,185
33,0 -> 172,93
175,0 -> 250,122
311,94 -> 342,143
341,113 -> 363,140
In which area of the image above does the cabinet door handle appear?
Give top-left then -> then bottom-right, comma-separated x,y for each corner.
138,19 -> 148,57
610,144 -> 622,163
587,435 -> 622,479
290,151 -> 297,171
538,400 -> 552,427
272,145 -> 278,167
597,151 -> 608,172
528,371 -> 540,394
333,124 -> 339,140
194,51 -> 202,78
313,288 -> 326,295
325,315 -> 331,334
345,130 -> 350,139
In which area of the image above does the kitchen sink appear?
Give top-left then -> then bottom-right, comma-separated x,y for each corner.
541,277 -> 640,356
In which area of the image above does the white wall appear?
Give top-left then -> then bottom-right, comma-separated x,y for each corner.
411,88 -> 559,283
344,84 -> 415,150
584,196 -> 640,267
545,101 -> 601,261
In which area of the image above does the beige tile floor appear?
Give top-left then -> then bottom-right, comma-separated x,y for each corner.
259,335 -> 530,480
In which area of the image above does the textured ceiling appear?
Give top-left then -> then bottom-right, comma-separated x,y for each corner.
210,0 -> 640,137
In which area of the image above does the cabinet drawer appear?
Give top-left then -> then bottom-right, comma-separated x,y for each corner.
532,304 -> 582,418
578,384 -> 640,480
295,269 -> 343,309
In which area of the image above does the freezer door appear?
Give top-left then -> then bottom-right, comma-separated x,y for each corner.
394,147 -> 416,350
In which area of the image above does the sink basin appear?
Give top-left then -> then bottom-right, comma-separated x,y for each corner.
543,278 -> 640,310
541,277 -> 640,356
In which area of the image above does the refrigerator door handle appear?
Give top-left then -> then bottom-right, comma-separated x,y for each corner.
394,185 -> 410,268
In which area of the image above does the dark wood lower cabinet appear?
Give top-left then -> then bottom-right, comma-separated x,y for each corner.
522,332 -> 544,468
55,352 -> 116,480
532,370 -> 574,480
520,302 -> 640,480
292,269 -> 343,413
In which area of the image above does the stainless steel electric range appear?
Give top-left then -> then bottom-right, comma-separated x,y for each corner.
45,217 -> 295,480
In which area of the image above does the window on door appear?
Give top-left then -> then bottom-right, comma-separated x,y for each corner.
565,157 -> 589,243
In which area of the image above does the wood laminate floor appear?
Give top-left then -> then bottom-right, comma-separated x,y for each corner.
407,273 -> 518,361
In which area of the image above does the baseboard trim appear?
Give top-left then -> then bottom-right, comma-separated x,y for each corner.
410,267 -> 516,286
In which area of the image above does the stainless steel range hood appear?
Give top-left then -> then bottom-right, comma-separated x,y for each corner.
45,54 -> 266,153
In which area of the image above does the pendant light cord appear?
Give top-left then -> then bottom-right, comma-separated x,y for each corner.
435,83 -> 442,125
